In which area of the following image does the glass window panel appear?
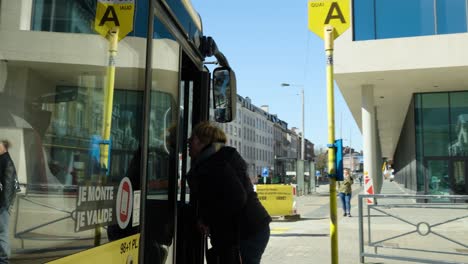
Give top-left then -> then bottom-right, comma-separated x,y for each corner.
353,0 -> 376,40
422,93 -> 450,156
1,33 -> 144,263
426,160 -> 450,195
164,0 -> 202,43
31,0 -> 151,38
32,0 -> 97,33
147,9 -> 180,198
452,161 -> 466,194
436,0 -> 467,34
449,92 -> 468,156
375,0 -> 435,39
0,0 -> 155,261
415,94 -> 426,192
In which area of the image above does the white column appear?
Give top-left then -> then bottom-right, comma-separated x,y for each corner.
374,122 -> 383,193
362,85 -> 378,192
1,0 -> 33,30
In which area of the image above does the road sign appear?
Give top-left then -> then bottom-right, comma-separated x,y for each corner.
95,0 -> 135,41
262,167 -> 269,177
308,0 -> 350,39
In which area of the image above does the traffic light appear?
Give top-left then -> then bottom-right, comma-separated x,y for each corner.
327,139 -> 343,181
335,139 -> 343,181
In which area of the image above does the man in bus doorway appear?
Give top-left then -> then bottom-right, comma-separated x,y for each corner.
187,121 -> 271,264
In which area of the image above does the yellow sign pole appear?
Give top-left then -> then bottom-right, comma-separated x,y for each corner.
308,1 -> 350,262
95,27 -> 119,246
101,27 -> 119,171
325,25 -> 338,264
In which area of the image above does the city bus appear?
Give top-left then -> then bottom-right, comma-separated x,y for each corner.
0,0 -> 236,263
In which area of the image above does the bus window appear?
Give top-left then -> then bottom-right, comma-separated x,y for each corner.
0,0 -> 152,262
1,0 -> 234,263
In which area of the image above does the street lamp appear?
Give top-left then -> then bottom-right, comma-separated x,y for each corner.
281,83 -> 305,160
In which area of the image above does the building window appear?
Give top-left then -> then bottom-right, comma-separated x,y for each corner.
353,0 -> 468,40
449,92 -> 468,157
436,0 -> 467,34
375,0 -> 435,39
421,93 -> 450,156
415,91 -> 468,195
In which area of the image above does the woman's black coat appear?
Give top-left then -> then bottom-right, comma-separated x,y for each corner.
0,152 -> 17,209
187,146 -> 271,248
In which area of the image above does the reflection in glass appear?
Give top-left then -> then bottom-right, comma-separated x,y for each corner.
449,92 -> 468,157
416,92 -> 468,196
415,94 -> 425,192
426,160 -> 450,195
32,0 -> 96,33
375,0 -> 435,39
353,0 -> 468,40
147,90 -> 178,196
422,93 -> 450,156
452,161 -> 466,194
436,0 -> 467,34
1,0 -> 150,258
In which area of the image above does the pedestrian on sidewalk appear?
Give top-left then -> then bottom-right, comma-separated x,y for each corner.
0,139 -> 18,264
338,169 -> 354,217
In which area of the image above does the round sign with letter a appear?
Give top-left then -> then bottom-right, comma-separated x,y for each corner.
116,177 -> 133,229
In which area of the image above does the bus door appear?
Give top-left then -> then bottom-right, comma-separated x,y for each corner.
170,52 -> 212,264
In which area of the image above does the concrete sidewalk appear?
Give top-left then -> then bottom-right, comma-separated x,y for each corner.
263,181 -> 365,264
263,180 -> 467,264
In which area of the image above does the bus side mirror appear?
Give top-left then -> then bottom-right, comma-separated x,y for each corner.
212,67 -> 236,123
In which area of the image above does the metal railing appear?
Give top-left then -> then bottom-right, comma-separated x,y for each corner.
358,194 -> 468,264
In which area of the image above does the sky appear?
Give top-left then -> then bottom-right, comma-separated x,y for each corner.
191,0 -> 363,152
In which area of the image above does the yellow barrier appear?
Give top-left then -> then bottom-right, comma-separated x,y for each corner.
256,184 -> 295,216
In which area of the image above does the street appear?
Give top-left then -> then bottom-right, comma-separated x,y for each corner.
262,183 -> 363,264
262,181 -> 468,264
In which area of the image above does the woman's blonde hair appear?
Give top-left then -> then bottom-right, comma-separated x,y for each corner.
0,139 -> 11,150
191,121 -> 227,145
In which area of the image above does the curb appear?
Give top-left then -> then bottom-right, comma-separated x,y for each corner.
271,214 -> 301,222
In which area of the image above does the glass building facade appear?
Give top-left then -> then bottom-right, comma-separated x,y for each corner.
415,92 -> 468,195
395,91 -> 468,195
353,0 -> 468,40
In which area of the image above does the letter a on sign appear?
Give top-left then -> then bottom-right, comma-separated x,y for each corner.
95,0 -> 135,41
325,2 -> 346,24
308,0 -> 350,40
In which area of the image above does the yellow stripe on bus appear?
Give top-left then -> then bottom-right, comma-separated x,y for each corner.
48,234 -> 140,264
